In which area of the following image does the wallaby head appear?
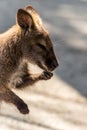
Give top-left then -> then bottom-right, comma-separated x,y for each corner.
17,6 -> 59,72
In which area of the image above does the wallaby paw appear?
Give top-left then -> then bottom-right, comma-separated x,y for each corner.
17,102 -> 29,114
40,71 -> 53,80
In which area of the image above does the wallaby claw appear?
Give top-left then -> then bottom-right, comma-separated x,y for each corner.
40,71 -> 53,80
17,102 -> 29,114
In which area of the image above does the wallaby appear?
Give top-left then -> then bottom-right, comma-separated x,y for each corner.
0,6 -> 58,114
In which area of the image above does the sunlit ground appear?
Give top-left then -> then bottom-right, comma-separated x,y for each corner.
0,76 -> 87,130
0,0 -> 87,130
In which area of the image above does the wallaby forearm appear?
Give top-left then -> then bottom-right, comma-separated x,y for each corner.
10,62 -> 53,89
0,87 -> 29,114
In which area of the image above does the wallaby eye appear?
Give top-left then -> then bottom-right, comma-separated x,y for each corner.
37,43 -> 46,50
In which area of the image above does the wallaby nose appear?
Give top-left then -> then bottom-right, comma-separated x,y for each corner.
52,59 -> 59,69
46,58 -> 59,71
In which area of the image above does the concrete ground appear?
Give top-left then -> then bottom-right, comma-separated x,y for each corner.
0,0 -> 87,130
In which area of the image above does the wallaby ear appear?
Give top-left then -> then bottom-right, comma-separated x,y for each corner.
25,6 -> 43,30
17,9 -> 33,31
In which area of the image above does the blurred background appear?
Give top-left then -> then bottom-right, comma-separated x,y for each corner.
0,0 -> 87,130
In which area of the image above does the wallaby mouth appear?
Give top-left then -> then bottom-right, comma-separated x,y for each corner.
37,61 -> 48,71
37,59 -> 59,72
